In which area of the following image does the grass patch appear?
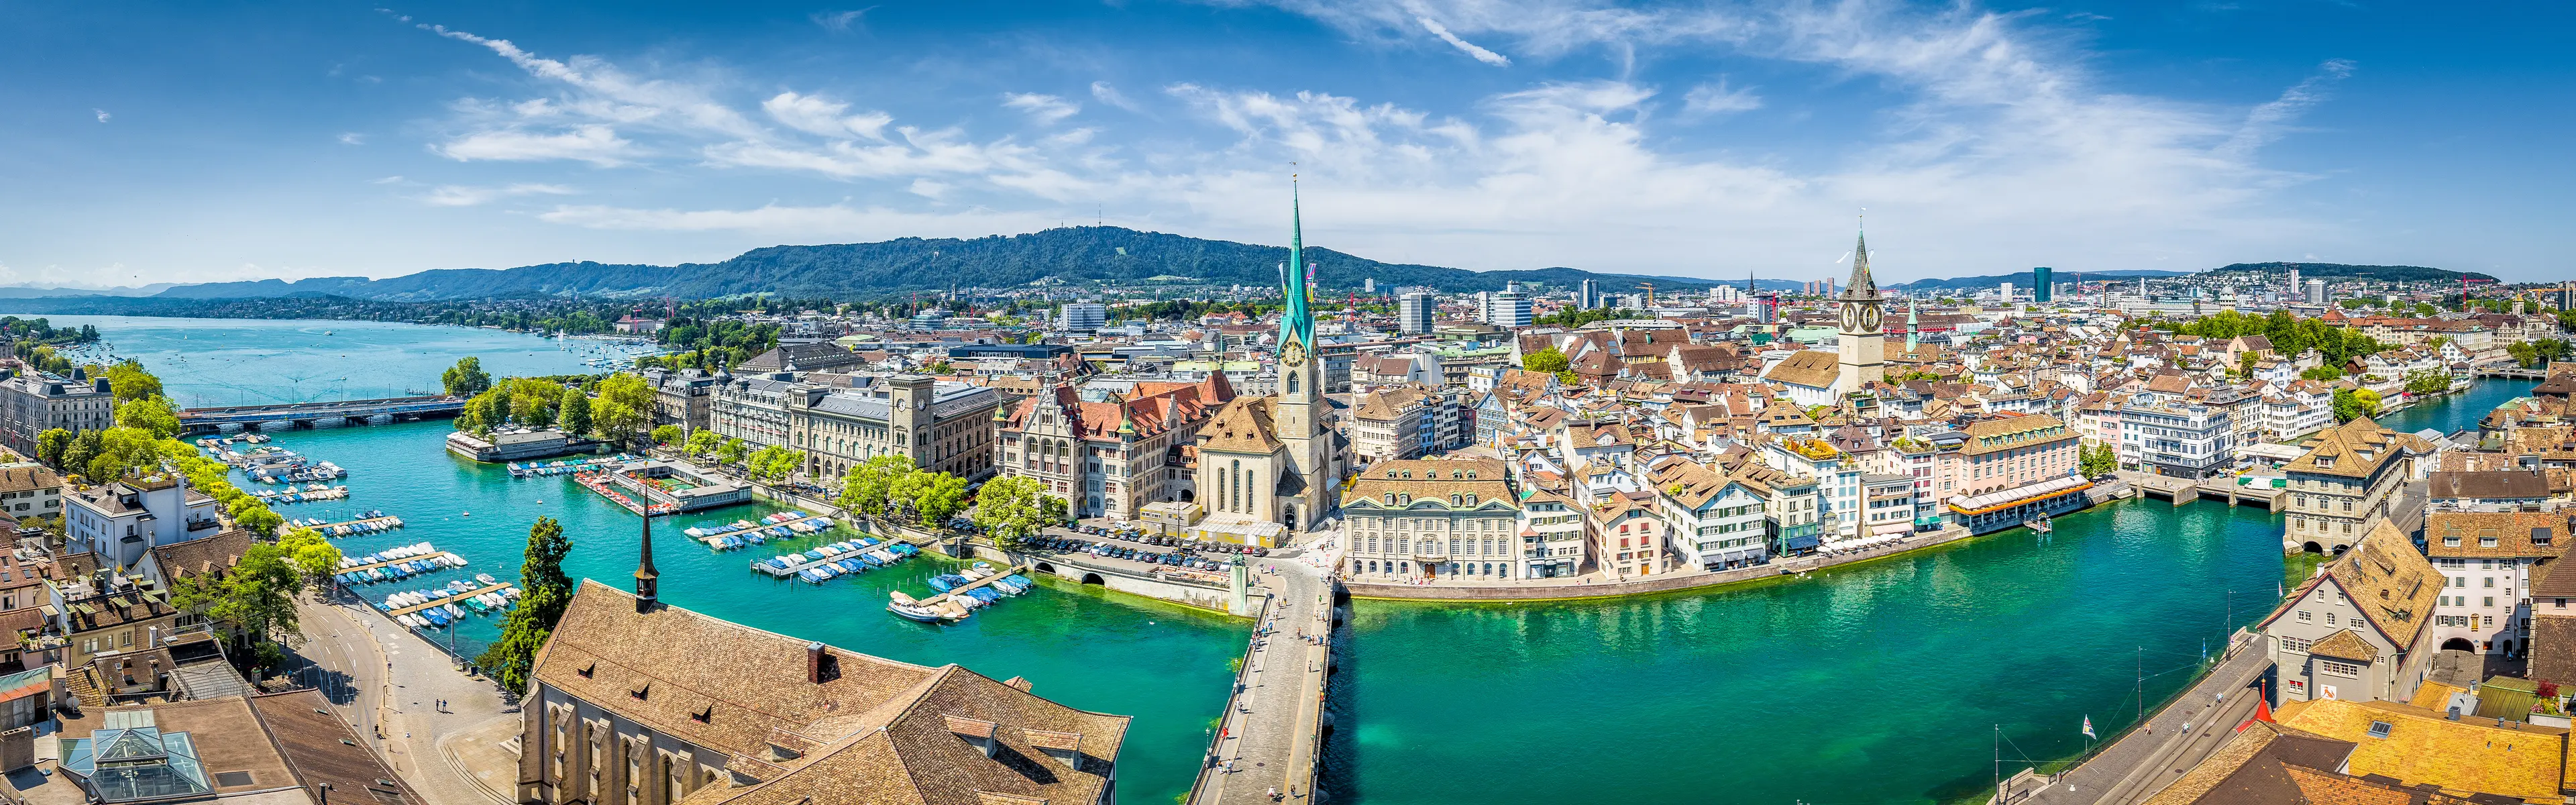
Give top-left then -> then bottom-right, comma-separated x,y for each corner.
2285,551 -> 2329,588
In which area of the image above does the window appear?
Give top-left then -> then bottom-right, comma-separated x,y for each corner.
2320,660 -> 2361,678
2279,636 -> 2312,653
2297,610 -> 2312,622
2365,720 -> 2392,739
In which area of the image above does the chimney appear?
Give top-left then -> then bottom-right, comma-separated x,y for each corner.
806,642 -> 824,684
2447,706 -> 2462,720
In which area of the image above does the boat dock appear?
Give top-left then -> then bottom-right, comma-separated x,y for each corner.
335,549 -> 458,578
312,515 -> 405,537
258,487 -> 350,506
916,564 -> 1033,608
751,538 -> 906,578
385,582 -> 513,618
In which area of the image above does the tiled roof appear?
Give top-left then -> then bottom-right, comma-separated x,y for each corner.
2424,512 -> 2569,559
2286,417 -> 2403,480
539,583 -> 1128,805
2265,519 -> 2440,652
1195,398 -> 1283,455
1342,458 -> 1515,512
1762,351 -> 1839,390
2273,697 -> 2566,804
148,529 -> 254,581
248,689 -> 413,805
2306,629 -> 2375,661
0,466 -> 58,494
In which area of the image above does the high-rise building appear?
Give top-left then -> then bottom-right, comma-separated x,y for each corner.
1059,302 -> 1108,331
1489,282 -> 1533,328
1397,291 -> 1436,334
1998,282 -> 2015,303
1475,292 -> 1493,323
1577,278 -> 1599,310
2560,280 -> 2575,311
2032,266 -> 2053,303
2304,279 -> 2327,305
1362,277 -> 1377,293
2287,266 -> 2302,296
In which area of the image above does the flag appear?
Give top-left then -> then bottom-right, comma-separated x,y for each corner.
2082,715 -> 2096,739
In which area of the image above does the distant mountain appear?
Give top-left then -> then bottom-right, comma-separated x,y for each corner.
111,227 -> 1711,303
2210,262 -> 2496,283
1887,269 -> 2188,291
0,282 -> 179,298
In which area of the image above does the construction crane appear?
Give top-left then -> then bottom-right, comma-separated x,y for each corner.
1638,282 -> 1657,309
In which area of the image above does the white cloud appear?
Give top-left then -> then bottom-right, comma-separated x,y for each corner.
1002,93 -> 1080,125
2219,59 -> 2355,160
761,92 -> 892,140
420,182 -> 577,207
433,125 -> 637,166
1682,78 -> 1761,115
93,109 -> 110,123
1089,81 -> 1142,112
1417,15 -> 1511,66
338,131 -> 367,145
811,8 -> 875,33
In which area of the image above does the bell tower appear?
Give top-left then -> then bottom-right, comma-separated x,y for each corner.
1836,218 -> 1886,395
1276,176 -> 1331,530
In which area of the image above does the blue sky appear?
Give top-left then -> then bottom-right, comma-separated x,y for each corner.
3,0 -> 2568,288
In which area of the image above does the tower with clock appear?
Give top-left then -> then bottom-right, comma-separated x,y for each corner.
1836,221 -> 1886,394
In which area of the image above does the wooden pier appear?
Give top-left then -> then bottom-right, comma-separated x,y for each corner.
755,542 -> 897,578
385,582 -> 512,618
916,564 -> 1032,608
312,515 -> 404,537
336,549 -> 455,577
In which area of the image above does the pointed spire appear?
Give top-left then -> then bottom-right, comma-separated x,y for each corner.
1845,214 -> 1879,301
1905,303 -> 1920,352
1280,172 -> 1314,354
634,509 -> 659,612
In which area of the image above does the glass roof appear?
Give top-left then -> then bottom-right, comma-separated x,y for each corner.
59,727 -> 215,802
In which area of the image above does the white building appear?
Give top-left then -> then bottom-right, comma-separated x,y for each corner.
1059,303 -> 1108,331
1646,458 -> 1770,570
2422,512 -> 2561,659
1762,437 -> 1862,541
1484,283 -> 1533,328
1518,488 -> 1589,578
2118,396 -> 2235,478
67,474 -> 225,571
1397,292 -> 1436,334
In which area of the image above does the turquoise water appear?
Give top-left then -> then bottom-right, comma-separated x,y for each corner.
89,315 -> 2522,804
241,421 -> 1242,805
2378,379 -> 2533,437
7,314 -> 642,406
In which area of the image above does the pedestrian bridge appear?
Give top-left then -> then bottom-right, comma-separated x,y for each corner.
179,394 -> 464,434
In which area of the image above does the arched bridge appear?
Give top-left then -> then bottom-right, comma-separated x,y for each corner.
178,395 -> 464,434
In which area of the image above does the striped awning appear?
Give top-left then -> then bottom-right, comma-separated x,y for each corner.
1947,476 -> 2094,516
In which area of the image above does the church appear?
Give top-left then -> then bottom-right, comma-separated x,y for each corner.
1191,180 -> 1350,544
1760,225 -> 1887,406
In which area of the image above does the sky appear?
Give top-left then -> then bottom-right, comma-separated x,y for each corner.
2,0 -> 2569,289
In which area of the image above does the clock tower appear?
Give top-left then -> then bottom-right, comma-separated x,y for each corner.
1836,221 -> 1886,395
1276,177 -> 1332,530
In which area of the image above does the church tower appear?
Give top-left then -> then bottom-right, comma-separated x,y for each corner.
1276,177 -> 1332,531
1836,221 -> 1886,394
634,509 -> 659,612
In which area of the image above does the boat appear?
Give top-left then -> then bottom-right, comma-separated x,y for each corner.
926,574 -> 969,593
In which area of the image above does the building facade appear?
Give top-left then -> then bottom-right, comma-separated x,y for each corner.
996,376 -> 1232,521
788,375 -> 1001,481
0,368 -> 115,457
1339,458 -> 1521,581
2283,417 -> 2410,554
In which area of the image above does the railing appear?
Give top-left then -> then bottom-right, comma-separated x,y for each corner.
1183,592 -> 1278,805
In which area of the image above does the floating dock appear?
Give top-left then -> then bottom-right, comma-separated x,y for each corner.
311,515 -> 405,537
752,538 -> 914,579
386,582 -> 514,618
917,564 -> 1033,608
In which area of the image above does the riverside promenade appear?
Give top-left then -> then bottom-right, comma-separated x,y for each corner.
1187,559 -> 1334,805
1345,523 -> 1983,601
1994,630 -> 2271,805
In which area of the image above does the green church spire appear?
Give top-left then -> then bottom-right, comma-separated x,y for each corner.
1281,174 -> 1313,352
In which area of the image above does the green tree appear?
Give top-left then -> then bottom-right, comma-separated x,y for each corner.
684,429 -> 720,456
973,476 -> 1066,549
2234,352 -> 2259,379
2404,369 -> 2454,397
442,356 -> 493,397
2332,388 -> 2381,423
715,437 -> 749,465
34,429 -> 70,470
897,470 -> 969,529
835,455 -> 914,518
275,528 -> 343,581
651,425 -> 682,445
2079,443 -> 2120,478
229,497 -> 284,537
101,360 -> 164,403
2300,366 -> 2346,382
592,373 -> 657,445
476,517 -> 574,693
747,447 -> 804,482
2510,340 -> 2542,369
115,396 -> 183,439
1523,345 -> 1570,374
561,393 -> 594,436
171,542 -> 307,667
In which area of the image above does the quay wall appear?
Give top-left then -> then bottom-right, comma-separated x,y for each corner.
965,544 -> 1240,613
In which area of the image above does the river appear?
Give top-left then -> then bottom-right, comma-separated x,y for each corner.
62,315 -> 2530,804
7,313 -> 662,406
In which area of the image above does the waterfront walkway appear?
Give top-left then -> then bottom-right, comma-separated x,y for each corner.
288,593 -> 513,805
1999,631 -> 2271,805
1189,559 -> 1332,805
1344,523 -> 1982,600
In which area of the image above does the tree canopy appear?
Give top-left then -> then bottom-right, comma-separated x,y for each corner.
477,516 -> 574,693
972,476 -> 1065,550
442,356 -> 493,397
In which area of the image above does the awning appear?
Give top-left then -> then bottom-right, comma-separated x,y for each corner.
1871,522 -> 1913,535
1782,534 -> 1822,550
1947,476 -> 2094,516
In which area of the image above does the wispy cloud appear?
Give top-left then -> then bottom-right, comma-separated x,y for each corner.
421,182 -> 576,207
1682,77 -> 1760,115
93,109 -> 111,123
1089,81 -> 1142,112
810,7 -> 877,34
1417,15 -> 1511,66
1002,93 -> 1081,125
338,131 -> 367,145
2219,58 -> 2356,160
433,125 -> 636,165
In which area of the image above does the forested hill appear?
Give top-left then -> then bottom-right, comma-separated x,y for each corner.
2212,262 -> 2496,283
125,227 -> 1713,301
1888,269 -> 2186,291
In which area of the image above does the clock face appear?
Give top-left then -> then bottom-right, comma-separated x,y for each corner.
1840,305 -> 1861,333
1282,339 -> 1308,366
1860,305 -> 1882,332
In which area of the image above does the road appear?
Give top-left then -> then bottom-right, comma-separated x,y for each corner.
289,591 -> 515,805
2012,633 -> 2271,805
1193,557 -> 1332,805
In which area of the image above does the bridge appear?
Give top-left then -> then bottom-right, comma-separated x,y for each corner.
179,394 -> 464,434
2474,365 -> 2549,380
1187,560 -> 1337,805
